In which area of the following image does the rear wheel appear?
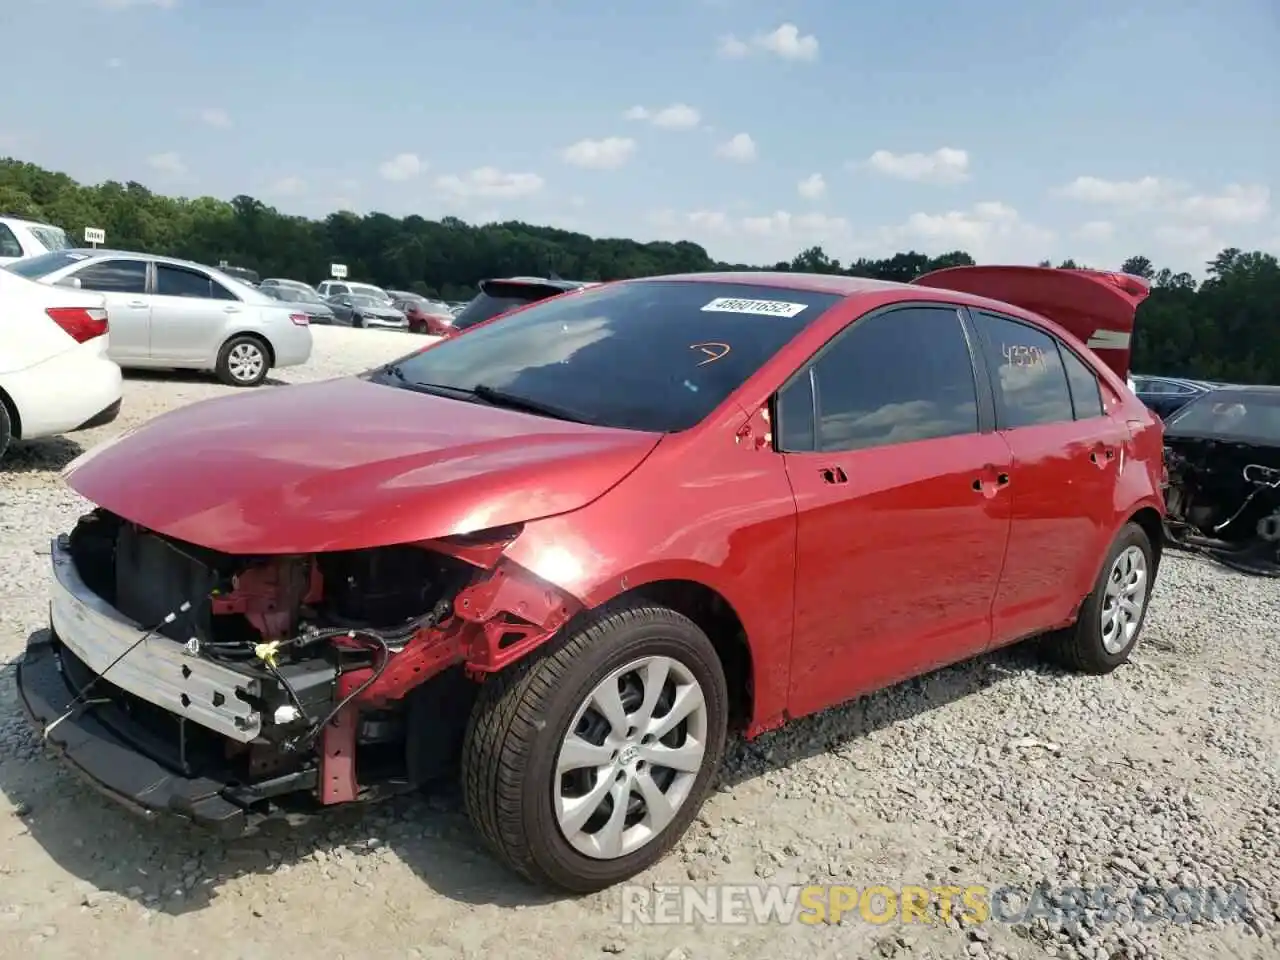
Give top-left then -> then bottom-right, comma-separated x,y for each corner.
215,335 -> 270,387
461,603 -> 729,893
1047,522 -> 1154,673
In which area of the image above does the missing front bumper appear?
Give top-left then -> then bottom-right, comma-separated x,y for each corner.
16,632 -> 254,836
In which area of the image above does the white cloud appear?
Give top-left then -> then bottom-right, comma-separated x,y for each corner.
1175,183 -> 1270,225
863,147 -> 970,185
647,207 -> 849,263
716,133 -> 757,163
717,23 -> 818,61
377,153 -> 424,182
876,201 -> 1054,262
797,173 -> 826,200
624,103 -> 701,129
1054,175 -> 1183,208
198,107 -> 231,129
265,176 -> 306,197
561,136 -> 636,170
1074,220 -> 1115,242
435,166 -> 544,200
146,151 -> 186,177
1154,224 -> 1219,248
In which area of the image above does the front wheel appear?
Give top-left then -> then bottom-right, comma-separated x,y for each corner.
0,400 -> 12,464
461,603 -> 729,893
351,313 -> 365,329
1046,521 -> 1155,673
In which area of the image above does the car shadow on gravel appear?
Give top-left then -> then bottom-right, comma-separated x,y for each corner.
0,436 -> 84,473
0,635 -> 1065,916
122,369 -> 289,387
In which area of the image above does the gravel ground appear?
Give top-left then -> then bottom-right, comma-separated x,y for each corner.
0,326 -> 1276,960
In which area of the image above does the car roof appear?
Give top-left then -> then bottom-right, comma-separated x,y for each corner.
639,270 -> 912,297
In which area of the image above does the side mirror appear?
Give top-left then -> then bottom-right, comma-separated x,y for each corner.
56,276 -> 83,289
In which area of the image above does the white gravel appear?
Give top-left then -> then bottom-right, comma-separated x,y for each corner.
0,326 -> 1276,960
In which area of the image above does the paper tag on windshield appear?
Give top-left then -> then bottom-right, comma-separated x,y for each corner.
701,297 -> 808,318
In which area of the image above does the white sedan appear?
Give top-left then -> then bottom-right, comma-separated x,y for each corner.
0,266 -> 123,463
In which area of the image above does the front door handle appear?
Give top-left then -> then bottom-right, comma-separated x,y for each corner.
223,305 -> 242,313
819,466 -> 848,485
126,299 -> 147,307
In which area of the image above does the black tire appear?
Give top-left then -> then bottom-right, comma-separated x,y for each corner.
351,313 -> 365,329
461,602 -> 729,893
0,399 -> 12,464
214,334 -> 271,387
1046,522 -> 1155,674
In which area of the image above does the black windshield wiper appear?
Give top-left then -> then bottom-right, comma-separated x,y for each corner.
472,384 -> 592,424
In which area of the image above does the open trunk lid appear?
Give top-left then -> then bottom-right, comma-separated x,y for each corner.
912,265 -> 1151,380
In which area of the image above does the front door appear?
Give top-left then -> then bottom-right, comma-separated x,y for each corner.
67,257 -> 152,361
148,262 -> 244,363
778,304 -> 1014,720
968,310 -> 1127,645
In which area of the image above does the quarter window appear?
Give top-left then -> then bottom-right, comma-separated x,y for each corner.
73,259 -> 147,294
974,312 -> 1074,429
778,306 -> 980,453
1060,346 -> 1104,419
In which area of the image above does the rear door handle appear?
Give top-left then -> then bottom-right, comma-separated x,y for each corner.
126,299 -> 147,307
819,466 -> 848,485
1089,445 -> 1117,466
971,468 -> 1010,497
223,305 -> 242,313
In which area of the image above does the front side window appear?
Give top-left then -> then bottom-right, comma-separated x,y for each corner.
156,264 -> 215,298
778,306 -> 980,453
72,258 -> 148,294
373,280 -> 841,432
974,312 -> 1074,429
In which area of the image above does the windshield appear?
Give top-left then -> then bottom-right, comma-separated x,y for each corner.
29,225 -> 72,251
1166,390 -> 1280,442
452,282 -> 567,332
373,280 -> 841,432
4,249 -> 91,277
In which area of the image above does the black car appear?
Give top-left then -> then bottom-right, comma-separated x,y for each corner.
450,277 -> 593,332
1131,374 -> 1215,420
1161,384 -> 1280,576
262,285 -> 337,324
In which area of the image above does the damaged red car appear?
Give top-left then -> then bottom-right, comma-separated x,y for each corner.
18,266 -> 1166,893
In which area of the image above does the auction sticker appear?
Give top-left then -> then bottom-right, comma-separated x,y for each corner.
701,297 -> 809,318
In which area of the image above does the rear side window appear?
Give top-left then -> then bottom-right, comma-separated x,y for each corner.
28,225 -> 71,251
377,280 -> 842,432
974,312 -> 1074,428
156,264 -> 215,298
0,224 -> 23,258
1061,347 -> 1104,419
73,259 -> 148,294
778,306 -> 980,453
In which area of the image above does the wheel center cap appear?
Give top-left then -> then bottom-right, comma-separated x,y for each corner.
618,745 -> 639,766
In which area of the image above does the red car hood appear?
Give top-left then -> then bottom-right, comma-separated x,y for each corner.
63,377 -> 661,554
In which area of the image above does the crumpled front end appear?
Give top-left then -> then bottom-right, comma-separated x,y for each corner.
16,507 -> 581,832
1162,438 -> 1280,577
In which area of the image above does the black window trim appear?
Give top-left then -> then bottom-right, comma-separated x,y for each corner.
771,300 -> 996,455
969,308 -> 1088,430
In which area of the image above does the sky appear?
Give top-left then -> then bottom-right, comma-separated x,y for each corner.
1,0 -> 1277,275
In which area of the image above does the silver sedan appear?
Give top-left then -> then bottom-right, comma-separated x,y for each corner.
6,249 -> 313,387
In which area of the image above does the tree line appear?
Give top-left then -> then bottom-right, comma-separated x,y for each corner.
2,157 -> 1277,384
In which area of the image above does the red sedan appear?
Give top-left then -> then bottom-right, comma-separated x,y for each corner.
393,296 -> 457,336
18,266 -> 1164,893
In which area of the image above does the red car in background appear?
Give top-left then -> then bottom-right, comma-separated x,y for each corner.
18,265 -> 1164,894
392,296 -> 457,336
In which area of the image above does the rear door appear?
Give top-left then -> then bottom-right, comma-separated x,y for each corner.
968,310 -> 1129,646
779,303 -> 1014,719
63,257 -> 151,361
148,262 -> 245,362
